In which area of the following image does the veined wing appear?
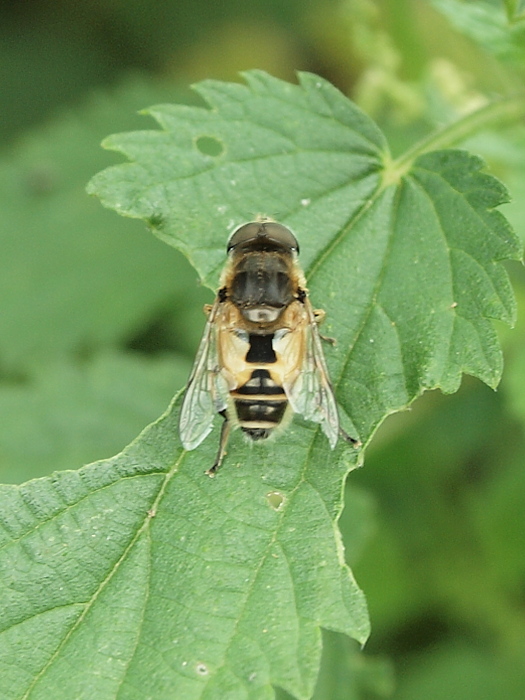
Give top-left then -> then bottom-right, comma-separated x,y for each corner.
179,299 -> 228,450
285,300 -> 339,448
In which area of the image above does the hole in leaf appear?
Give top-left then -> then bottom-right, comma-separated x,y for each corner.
147,212 -> 164,230
195,662 -> 209,676
195,135 -> 224,157
266,491 -> 285,511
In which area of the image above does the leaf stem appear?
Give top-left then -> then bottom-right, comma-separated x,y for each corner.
382,93 -> 525,186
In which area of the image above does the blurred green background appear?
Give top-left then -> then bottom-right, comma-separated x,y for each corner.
1,0 -> 525,698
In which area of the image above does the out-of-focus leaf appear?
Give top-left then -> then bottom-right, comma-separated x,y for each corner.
0,79 -> 202,370
504,313 -> 525,425
0,351 -> 190,484
429,0 -> 525,63
276,632 -> 394,700
469,441 -> 525,599
393,642 -> 525,700
338,486 -> 377,566
312,632 -> 394,700
352,378 -> 525,646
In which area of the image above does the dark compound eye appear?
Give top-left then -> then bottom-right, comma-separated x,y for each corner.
227,221 -> 299,254
263,222 -> 299,252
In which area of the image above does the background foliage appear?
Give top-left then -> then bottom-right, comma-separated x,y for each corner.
1,0 -> 525,698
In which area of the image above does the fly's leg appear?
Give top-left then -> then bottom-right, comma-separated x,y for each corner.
339,427 -> 361,448
313,305 -> 357,445
206,410 -> 231,477
313,308 -> 337,345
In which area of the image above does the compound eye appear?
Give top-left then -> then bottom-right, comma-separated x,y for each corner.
227,221 -> 299,253
262,223 -> 299,252
227,222 -> 262,251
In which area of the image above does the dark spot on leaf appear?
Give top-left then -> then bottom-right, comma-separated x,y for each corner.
195,135 -> 224,157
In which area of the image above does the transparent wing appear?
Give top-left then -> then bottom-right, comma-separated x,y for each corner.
179,300 -> 228,450
285,301 -> 339,448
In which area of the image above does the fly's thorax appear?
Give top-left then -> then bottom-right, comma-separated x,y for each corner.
226,249 -> 300,325
216,299 -> 307,388
216,299 -> 308,391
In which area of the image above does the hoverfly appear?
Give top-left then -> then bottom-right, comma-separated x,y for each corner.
179,219 -> 359,475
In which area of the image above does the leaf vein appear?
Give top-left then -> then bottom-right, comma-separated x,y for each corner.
19,453 -> 185,699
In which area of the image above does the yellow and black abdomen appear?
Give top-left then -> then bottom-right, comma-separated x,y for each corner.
230,335 -> 290,440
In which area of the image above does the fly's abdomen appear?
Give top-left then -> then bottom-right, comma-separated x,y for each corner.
231,368 -> 288,440
235,398 -> 289,440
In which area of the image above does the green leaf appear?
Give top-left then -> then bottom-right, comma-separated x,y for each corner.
89,70 -> 520,441
0,400 -> 368,700
2,71 -> 519,699
88,71 -> 387,288
0,351 -> 191,484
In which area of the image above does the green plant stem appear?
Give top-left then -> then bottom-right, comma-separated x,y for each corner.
382,93 -> 525,186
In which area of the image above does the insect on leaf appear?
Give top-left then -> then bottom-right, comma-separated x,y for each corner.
89,70 -> 520,441
0,71 -> 519,700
